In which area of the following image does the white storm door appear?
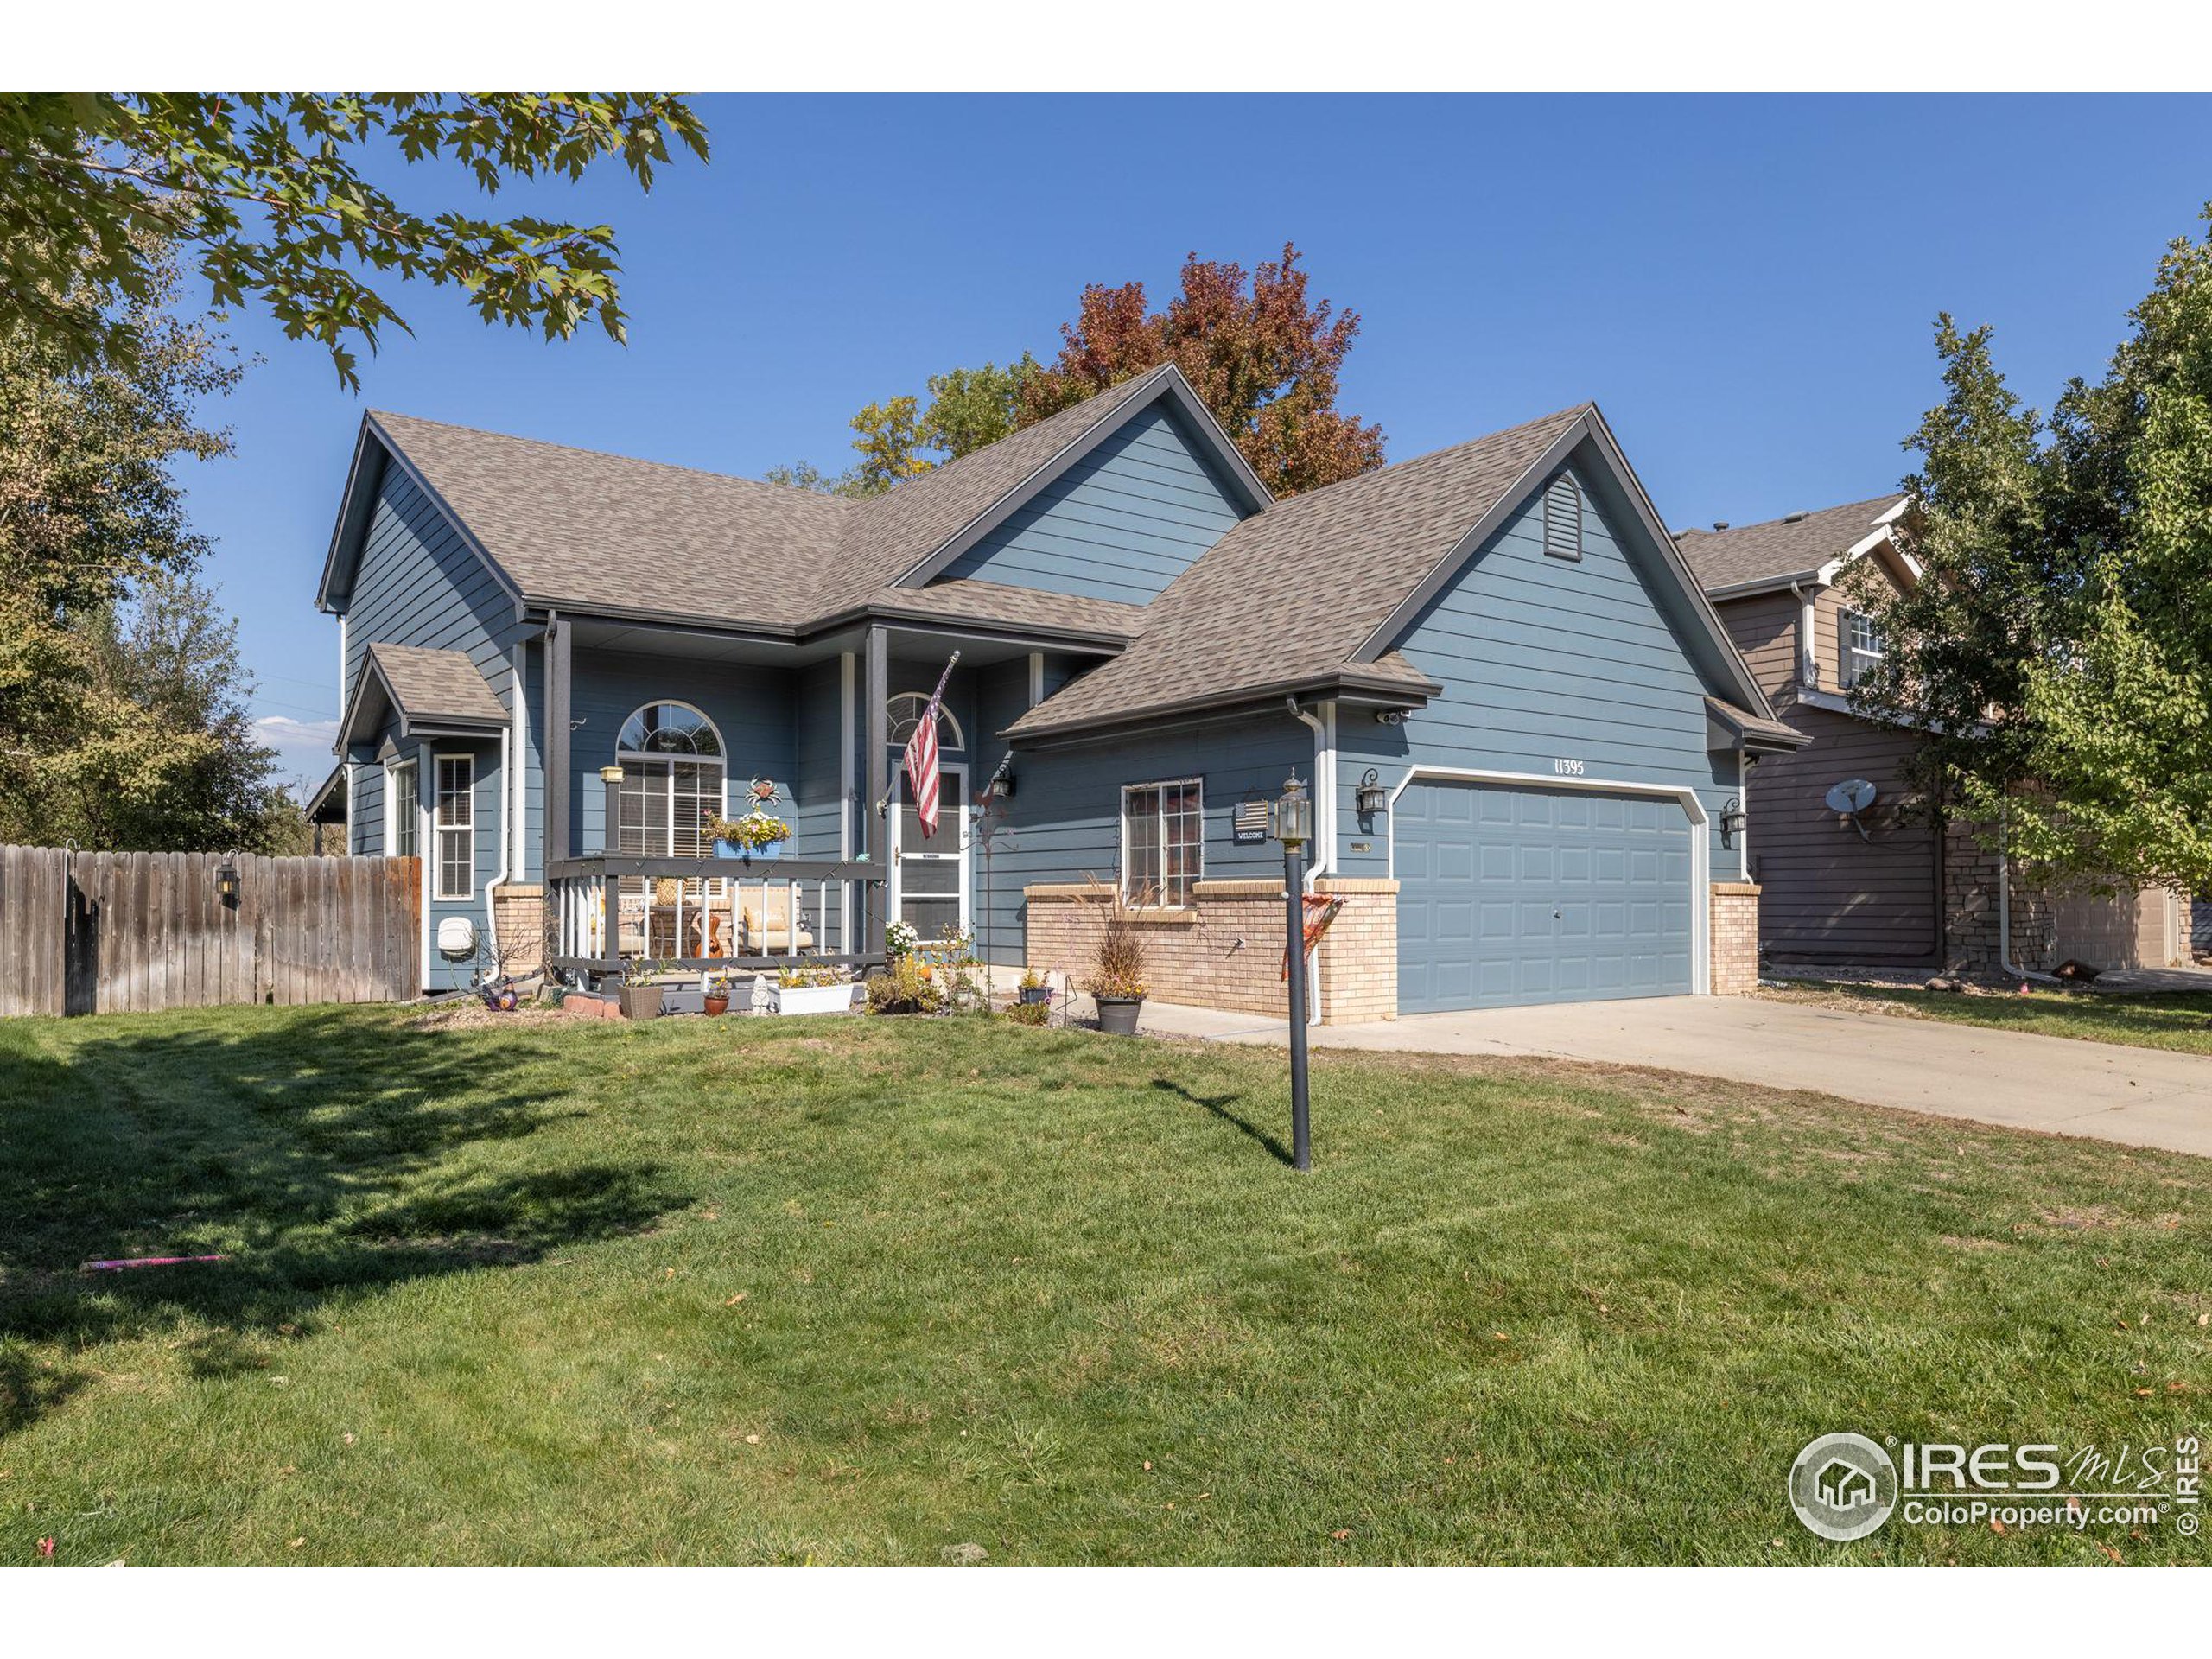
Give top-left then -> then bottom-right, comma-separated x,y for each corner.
890,762 -> 968,941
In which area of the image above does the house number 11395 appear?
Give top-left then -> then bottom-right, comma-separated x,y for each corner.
1553,758 -> 1586,777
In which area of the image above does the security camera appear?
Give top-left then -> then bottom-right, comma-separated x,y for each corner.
1375,709 -> 1406,727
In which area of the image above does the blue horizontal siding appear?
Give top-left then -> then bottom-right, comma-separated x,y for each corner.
344,462 -> 518,725
938,402 -> 1248,605
1336,464 -> 1739,883
980,711 -> 1306,969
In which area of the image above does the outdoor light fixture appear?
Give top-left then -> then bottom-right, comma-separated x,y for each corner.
1272,772 -> 1313,849
215,856 -> 240,904
1273,773 -> 1313,1173
1719,795 -> 1745,850
1355,766 -> 1388,817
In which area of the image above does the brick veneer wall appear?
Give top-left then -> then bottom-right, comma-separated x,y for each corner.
1313,877 -> 1398,1023
494,883 -> 545,975
1024,875 -> 1401,1022
1709,880 -> 1763,995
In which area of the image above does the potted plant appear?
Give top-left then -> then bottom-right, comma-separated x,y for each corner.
702,972 -> 733,1017
884,918 -> 919,961
1084,886 -> 1150,1035
1018,968 -> 1052,1006
707,778 -> 791,861
618,957 -> 669,1020
767,959 -> 852,1016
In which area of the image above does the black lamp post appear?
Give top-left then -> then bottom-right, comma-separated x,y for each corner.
1273,772 -> 1313,1173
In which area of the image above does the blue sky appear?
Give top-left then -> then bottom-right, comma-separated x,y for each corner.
188,93 -> 2212,785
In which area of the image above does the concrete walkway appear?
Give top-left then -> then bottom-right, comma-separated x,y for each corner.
1115,995 -> 2212,1159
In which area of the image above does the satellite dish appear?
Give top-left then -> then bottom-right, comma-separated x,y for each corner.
1825,779 -> 1878,816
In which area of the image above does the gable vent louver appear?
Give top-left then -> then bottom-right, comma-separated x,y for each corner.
1542,474 -> 1584,562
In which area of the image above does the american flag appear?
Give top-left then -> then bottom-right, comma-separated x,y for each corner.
903,654 -> 958,840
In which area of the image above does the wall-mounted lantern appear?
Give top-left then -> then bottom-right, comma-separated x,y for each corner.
216,855 -> 241,904
1354,767 -> 1389,817
1719,795 -> 1746,850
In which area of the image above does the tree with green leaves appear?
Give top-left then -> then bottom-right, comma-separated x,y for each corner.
1853,208 -> 2212,896
0,93 -> 707,387
0,239 -> 301,853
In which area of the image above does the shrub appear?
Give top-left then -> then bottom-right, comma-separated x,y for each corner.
866,955 -> 945,1014
1005,998 -> 1049,1027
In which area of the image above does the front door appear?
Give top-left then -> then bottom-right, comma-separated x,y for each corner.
890,764 -> 969,943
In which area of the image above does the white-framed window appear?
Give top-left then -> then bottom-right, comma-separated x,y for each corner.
617,701 -> 726,857
1122,779 -> 1203,907
386,759 -> 419,861
1843,608 -> 1887,686
434,754 -> 474,900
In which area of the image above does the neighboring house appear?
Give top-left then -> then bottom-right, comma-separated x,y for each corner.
315,364 -> 1806,1013
1681,499 -> 2187,974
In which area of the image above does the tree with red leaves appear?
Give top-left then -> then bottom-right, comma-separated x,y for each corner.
1020,245 -> 1386,498
772,245 -> 1385,500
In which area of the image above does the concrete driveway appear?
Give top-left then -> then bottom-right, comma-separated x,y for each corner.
1127,995 -> 2212,1158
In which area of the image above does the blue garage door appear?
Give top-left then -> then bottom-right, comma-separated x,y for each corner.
1396,779 -> 1694,1012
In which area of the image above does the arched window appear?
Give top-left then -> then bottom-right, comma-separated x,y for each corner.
619,701 -> 723,758
886,693 -> 963,751
615,701 -> 725,858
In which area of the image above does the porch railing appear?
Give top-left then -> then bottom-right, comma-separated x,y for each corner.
546,855 -> 886,983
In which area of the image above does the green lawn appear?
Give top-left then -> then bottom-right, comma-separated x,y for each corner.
2,1005 -> 2206,1565
1761,978 -> 2212,1056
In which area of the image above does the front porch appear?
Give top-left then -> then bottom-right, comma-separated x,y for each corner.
546,852 -> 882,984
527,605 -> 1122,983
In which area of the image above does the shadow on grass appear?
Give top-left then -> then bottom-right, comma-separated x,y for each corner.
1149,1077 -> 1294,1166
0,1009 -> 690,1436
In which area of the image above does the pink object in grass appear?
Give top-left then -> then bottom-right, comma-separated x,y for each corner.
80,1255 -> 228,1272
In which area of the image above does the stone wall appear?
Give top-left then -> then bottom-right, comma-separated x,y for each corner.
1942,821 -> 2051,976
1709,880 -> 1763,994
1024,875 -> 1400,1022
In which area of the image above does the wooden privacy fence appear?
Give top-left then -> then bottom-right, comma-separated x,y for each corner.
0,847 -> 422,1018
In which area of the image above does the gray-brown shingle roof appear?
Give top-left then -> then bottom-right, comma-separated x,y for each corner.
1675,494 -> 1907,592
365,643 -> 510,727
365,365 -> 1177,635
1007,406 -> 1589,737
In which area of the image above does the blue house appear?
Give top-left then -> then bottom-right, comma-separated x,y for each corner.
313,364 -> 1802,1014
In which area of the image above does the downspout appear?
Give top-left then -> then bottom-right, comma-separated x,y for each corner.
1788,581 -> 1819,689
484,723 -> 512,973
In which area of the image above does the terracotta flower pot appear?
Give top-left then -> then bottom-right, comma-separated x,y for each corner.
702,994 -> 730,1017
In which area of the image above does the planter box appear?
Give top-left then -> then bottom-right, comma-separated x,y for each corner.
1018,985 -> 1052,1006
618,982 -> 665,1020
714,839 -> 785,861
766,982 -> 853,1016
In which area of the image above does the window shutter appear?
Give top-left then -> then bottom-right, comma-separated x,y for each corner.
1542,475 -> 1583,561
1837,607 -> 1854,686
